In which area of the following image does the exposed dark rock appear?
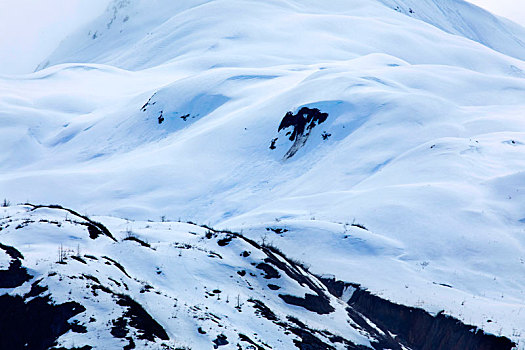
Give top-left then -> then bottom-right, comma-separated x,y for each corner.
0,243 -> 32,288
115,294 -> 169,341
320,276 -> 515,350
0,294 -> 85,350
269,137 -> 277,150
213,334 -> 228,348
0,258 -> 32,288
285,316 -> 371,350
255,262 -> 280,279
111,317 -> 129,338
258,246 -> 318,293
248,299 -> 278,321
319,277 -> 359,301
351,222 -> 368,230
70,320 -> 87,333
71,255 -> 87,264
238,333 -> 264,350
433,282 -> 453,288
279,107 -> 329,142
15,220 -> 33,229
279,293 -> 334,315
217,234 -> 234,246
0,242 -> 24,260
102,256 -> 131,278
123,337 -> 136,350
321,131 -> 331,140
123,235 -> 151,248
141,94 -> 156,112
266,227 -> 288,234
348,288 -> 515,350
82,274 -> 101,284
278,107 -> 329,158
25,279 -> 49,298
268,284 -> 281,290
289,327 -> 335,350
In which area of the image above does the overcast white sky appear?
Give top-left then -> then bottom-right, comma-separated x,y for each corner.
0,0 -> 110,75
0,0 -> 524,75
468,0 -> 525,24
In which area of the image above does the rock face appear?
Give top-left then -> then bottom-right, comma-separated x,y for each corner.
277,107 -> 329,159
0,243 -> 32,288
347,289 -> 515,350
321,278 -> 516,350
0,205 -> 516,349
0,294 -> 86,350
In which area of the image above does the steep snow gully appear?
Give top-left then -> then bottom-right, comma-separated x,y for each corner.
1,0 -> 525,348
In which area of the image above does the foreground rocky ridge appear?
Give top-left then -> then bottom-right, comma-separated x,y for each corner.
0,205 -> 514,349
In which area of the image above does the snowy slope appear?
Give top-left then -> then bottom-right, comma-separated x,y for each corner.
0,205 -> 375,349
1,0 -> 525,348
378,0 -> 525,61
0,205 -> 515,349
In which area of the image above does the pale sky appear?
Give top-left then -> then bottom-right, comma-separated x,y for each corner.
0,0 -> 110,75
467,0 -> 525,24
0,0 -> 523,75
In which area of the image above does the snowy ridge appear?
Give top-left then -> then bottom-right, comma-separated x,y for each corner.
1,0 -> 525,348
378,0 -> 525,61
0,205 -> 515,349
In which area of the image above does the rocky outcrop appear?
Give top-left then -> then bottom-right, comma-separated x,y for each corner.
320,277 -> 516,350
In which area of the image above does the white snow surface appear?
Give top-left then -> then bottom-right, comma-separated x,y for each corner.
1,0 -> 525,347
0,205 -> 375,349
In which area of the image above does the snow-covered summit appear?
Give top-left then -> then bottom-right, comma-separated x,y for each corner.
38,0 -> 525,71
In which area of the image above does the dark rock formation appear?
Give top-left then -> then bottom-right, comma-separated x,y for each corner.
0,243 -> 32,288
115,294 -> 169,341
277,107 -> 329,158
279,293 -> 334,315
0,294 -> 85,350
348,288 -> 515,350
320,277 -> 516,350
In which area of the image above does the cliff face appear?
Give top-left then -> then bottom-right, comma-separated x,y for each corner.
321,278 -> 515,350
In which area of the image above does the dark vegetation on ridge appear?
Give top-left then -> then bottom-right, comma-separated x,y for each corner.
25,203 -> 117,241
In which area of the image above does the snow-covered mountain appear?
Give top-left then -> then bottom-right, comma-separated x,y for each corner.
0,204 -> 516,349
1,0 -> 524,348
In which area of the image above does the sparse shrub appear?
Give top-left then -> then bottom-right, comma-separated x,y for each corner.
261,241 -> 283,255
289,257 -> 311,272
